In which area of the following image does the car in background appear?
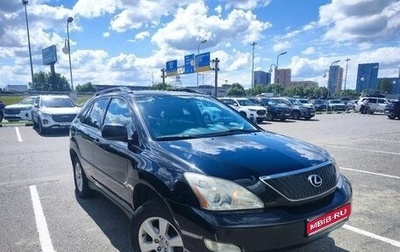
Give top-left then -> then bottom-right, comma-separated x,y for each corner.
327,100 -> 347,111
0,100 -> 5,122
385,100 -> 400,119
248,96 -> 291,121
354,97 -> 391,114
69,87 -> 352,252
3,96 -> 37,122
296,98 -> 315,109
31,95 -> 80,134
277,97 -> 315,120
218,97 -> 267,123
312,99 -> 327,111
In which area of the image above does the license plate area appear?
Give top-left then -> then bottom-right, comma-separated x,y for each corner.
306,203 -> 351,236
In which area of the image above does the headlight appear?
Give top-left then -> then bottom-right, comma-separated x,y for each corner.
184,172 -> 264,211
248,108 -> 256,111
39,111 -> 52,118
331,157 -> 341,182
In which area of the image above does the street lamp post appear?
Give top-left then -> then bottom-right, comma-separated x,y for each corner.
251,42 -> 257,88
344,58 -> 351,91
67,17 -> 74,91
22,0 -> 34,87
196,39 -> 207,87
275,51 -> 287,84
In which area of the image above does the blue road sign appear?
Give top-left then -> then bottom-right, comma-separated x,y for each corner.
195,52 -> 211,72
184,54 -> 195,74
42,45 -> 57,65
166,60 -> 178,76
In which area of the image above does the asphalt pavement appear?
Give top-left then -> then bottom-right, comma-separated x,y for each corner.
0,112 -> 399,252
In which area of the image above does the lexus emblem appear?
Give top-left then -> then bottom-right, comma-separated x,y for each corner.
308,174 -> 322,187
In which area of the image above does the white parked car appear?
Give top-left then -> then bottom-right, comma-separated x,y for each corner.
218,97 -> 267,123
31,95 -> 80,134
354,97 -> 391,114
3,96 -> 37,121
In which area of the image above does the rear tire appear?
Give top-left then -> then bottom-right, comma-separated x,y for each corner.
131,199 -> 186,252
73,157 -> 93,198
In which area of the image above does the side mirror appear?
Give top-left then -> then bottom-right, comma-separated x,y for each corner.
102,124 -> 128,142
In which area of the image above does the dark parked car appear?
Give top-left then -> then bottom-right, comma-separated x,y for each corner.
0,100 -> 5,122
312,99 -> 327,111
248,96 -> 292,121
69,88 -> 352,252
276,97 -> 316,120
385,100 -> 400,119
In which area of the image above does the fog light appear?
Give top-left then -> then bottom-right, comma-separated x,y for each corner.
43,119 -> 49,124
204,238 -> 241,252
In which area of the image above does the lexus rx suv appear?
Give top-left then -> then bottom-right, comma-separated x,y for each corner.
31,95 -> 80,134
69,87 -> 352,252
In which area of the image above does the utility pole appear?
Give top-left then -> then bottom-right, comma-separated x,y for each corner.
161,68 -> 166,86
251,42 -> 257,89
212,58 -> 220,97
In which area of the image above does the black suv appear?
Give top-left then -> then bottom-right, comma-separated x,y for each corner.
69,88 -> 352,252
248,96 -> 292,121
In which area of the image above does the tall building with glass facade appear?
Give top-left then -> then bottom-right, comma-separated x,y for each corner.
327,65 -> 343,96
254,71 -> 271,86
356,63 -> 379,92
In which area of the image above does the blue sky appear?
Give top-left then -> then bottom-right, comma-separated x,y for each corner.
0,0 -> 399,89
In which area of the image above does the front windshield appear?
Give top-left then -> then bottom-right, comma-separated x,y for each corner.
136,95 -> 259,140
298,99 -> 310,104
330,100 -> 341,104
237,99 -> 255,106
20,97 -> 36,105
40,97 -> 76,108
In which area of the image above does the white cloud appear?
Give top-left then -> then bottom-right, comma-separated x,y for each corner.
134,31 -> 150,41
73,0 -> 121,18
302,47 -> 315,55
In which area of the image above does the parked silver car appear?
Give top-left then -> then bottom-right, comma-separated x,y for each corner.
31,95 -> 80,134
3,96 -> 37,121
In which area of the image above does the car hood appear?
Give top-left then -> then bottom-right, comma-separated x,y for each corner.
40,107 -> 80,114
5,104 -> 33,109
243,105 -> 266,111
157,131 -> 330,180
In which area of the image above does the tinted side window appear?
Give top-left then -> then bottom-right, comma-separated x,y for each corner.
104,98 -> 134,137
83,99 -> 109,129
368,98 -> 377,103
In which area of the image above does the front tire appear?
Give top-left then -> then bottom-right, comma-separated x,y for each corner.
131,199 -> 186,252
292,111 -> 301,120
38,118 -> 47,135
73,157 -> 92,198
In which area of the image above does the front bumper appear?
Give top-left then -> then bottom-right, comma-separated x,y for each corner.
169,175 -> 352,252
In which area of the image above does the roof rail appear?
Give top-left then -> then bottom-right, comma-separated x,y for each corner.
94,87 -> 131,96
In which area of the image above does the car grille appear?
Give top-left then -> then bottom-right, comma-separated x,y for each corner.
260,163 -> 337,202
52,114 -> 77,123
257,110 -> 266,116
5,109 -> 21,115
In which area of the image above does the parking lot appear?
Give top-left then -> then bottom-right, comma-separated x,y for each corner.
1,112 -> 399,252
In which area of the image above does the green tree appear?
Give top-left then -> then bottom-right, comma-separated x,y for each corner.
29,71 -> 71,91
227,83 -> 245,96
377,78 -> 393,94
75,82 -> 96,92
152,82 -> 172,90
